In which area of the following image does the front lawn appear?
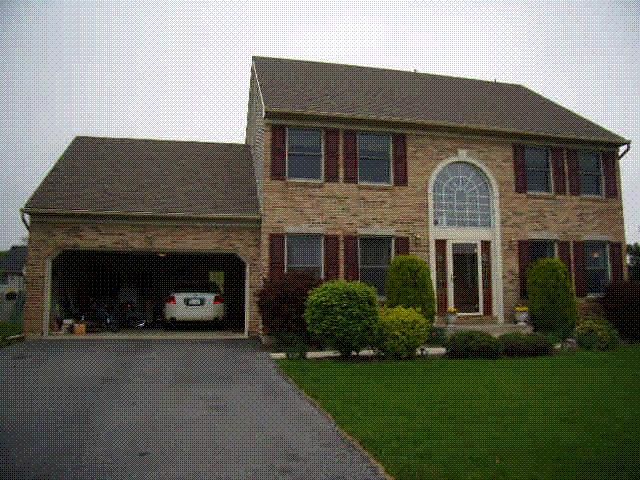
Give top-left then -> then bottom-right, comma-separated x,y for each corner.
279,347 -> 640,480
0,321 -> 23,339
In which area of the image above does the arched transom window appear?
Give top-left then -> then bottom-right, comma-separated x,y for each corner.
433,162 -> 492,228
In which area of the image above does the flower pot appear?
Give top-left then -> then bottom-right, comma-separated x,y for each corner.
446,312 -> 457,325
515,310 -> 529,325
73,323 -> 86,336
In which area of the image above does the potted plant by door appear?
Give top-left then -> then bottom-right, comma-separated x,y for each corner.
514,305 -> 529,325
446,307 -> 458,325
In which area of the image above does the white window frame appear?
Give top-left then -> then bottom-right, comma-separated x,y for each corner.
358,235 -> 394,298
584,241 -> 610,297
285,127 -> 324,183
357,132 -> 393,186
578,150 -> 604,198
524,146 -> 553,195
284,234 -> 324,279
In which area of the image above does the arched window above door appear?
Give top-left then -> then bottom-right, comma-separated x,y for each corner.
433,162 -> 493,228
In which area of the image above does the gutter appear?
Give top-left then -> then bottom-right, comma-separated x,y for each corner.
264,108 -> 631,147
619,142 -> 631,160
21,210 -> 30,232
20,208 -> 261,223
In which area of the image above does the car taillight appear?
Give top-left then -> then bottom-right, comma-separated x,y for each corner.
213,295 -> 224,304
166,296 -> 176,305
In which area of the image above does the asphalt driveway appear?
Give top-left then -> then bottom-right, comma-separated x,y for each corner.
0,340 -> 385,479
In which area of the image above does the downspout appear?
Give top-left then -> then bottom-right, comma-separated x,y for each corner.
20,209 -> 30,232
619,142 -> 631,160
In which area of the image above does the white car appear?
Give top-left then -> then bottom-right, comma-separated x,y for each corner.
164,289 -> 225,324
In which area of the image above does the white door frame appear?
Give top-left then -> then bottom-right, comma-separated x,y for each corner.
427,150 -> 505,323
448,240 -> 483,316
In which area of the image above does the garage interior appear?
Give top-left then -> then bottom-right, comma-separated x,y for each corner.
49,250 -> 246,334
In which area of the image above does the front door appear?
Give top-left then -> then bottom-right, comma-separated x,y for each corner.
451,242 -> 481,314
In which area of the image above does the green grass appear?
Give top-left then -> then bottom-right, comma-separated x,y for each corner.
0,321 -> 23,339
279,347 -> 640,480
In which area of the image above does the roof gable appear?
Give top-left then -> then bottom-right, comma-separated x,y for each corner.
253,56 -> 627,145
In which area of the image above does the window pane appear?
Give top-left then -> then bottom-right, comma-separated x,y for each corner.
580,173 -> 602,196
526,169 -> 551,193
585,242 -> 607,269
287,266 -> 322,279
359,133 -> 390,158
288,153 -> 322,180
579,151 -> 600,174
587,269 -> 608,295
360,267 -> 387,296
288,129 -> 321,154
287,235 -> 322,269
525,147 -> 549,170
433,162 -> 493,228
360,237 -> 392,267
359,157 -> 391,184
530,240 -> 555,264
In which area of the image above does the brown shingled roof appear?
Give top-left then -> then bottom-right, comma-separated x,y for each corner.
253,57 -> 627,145
24,137 -> 260,217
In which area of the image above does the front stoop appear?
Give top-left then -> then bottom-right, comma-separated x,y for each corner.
435,319 -> 533,337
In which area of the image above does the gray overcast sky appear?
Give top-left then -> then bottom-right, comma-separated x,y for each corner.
1,0 -> 638,249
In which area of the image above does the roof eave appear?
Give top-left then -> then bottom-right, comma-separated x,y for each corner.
21,207 -> 262,223
263,108 -> 630,147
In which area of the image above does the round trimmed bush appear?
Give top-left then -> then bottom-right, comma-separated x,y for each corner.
445,331 -> 502,359
527,258 -> 578,338
305,281 -> 379,356
385,255 -> 436,321
575,316 -> 620,351
376,306 -> 432,359
499,332 -> 554,357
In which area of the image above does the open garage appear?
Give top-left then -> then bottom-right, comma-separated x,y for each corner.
49,250 -> 248,335
21,138 -> 263,336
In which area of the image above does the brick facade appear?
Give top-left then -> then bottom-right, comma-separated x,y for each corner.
260,122 -> 627,322
23,218 -> 261,335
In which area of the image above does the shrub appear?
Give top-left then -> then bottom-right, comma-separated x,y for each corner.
527,258 -> 578,338
257,272 -> 321,337
305,281 -> 379,356
601,280 -> 640,341
272,333 -> 309,359
445,331 -> 502,359
385,255 -> 436,321
575,316 -> 620,351
425,327 -> 447,346
499,332 -> 554,357
376,306 -> 432,359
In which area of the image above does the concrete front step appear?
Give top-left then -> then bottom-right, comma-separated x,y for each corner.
437,322 -> 533,337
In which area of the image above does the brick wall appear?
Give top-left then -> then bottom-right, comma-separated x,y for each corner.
260,122 -> 627,321
23,218 -> 262,335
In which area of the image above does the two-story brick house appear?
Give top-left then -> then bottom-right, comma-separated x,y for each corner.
21,57 -> 629,336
